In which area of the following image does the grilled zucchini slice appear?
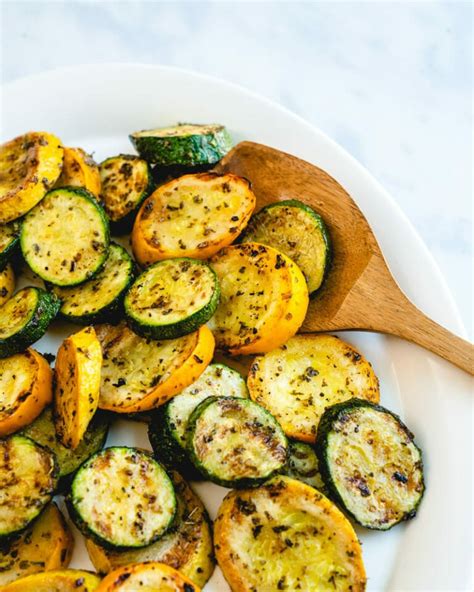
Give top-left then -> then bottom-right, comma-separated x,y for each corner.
241,199 -> 331,295
0,264 -> 15,306
130,123 -> 232,166
68,447 -> 176,549
209,243 -> 309,355
214,476 -> 366,592
0,434 -> 58,541
85,471 -> 214,588
247,334 -> 380,443
124,258 -> 219,340
131,173 -> 256,265
0,349 -> 53,437
283,440 -> 326,491
0,287 -> 60,358
99,154 -> 153,233
54,326 -> 102,449
187,396 -> 287,488
316,399 -> 425,530
96,322 -> 214,414
22,406 -> 109,489
51,243 -> 134,324
0,132 -> 64,224
149,363 -> 248,476
20,187 -> 110,286
55,147 -> 101,198
96,562 -> 199,592
0,222 -> 19,271
0,502 -> 73,586
3,570 -> 101,592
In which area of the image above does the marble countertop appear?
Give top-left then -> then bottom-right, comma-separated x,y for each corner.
2,0 -> 471,337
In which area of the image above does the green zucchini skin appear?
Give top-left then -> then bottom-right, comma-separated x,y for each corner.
130,123 -> 233,166
240,199 -> 332,296
21,406 -> 110,491
149,363 -> 248,479
50,243 -> 135,325
124,258 -> 220,340
0,222 -> 20,271
186,396 -> 288,489
0,434 -> 58,542
99,154 -> 154,235
0,287 -> 60,358
67,446 -> 176,550
316,399 -> 425,531
20,187 -> 110,287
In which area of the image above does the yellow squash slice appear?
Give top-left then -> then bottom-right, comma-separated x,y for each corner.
54,326 -> 102,449
0,132 -> 64,223
96,562 -> 199,592
0,503 -> 73,586
209,243 -> 309,355
55,147 -> 101,197
85,471 -> 214,589
214,476 -> 366,592
3,570 -> 101,592
0,264 -> 15,306
131,173 -> 256,265
96,323 -> 214,413
0,349 -> 53,437
247,334 -> 380,443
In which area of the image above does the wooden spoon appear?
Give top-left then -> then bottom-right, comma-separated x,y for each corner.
214,141 -> 473,375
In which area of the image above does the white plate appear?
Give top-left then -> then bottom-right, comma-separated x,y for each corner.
2,64 -> 472,592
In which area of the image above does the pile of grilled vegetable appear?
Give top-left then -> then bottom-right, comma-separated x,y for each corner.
0,124 -> 424,591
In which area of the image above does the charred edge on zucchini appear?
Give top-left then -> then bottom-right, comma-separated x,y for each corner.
187,396 -> 288,488
0,287 -> 60,358
51,242 -> 135,325
99,154 -> 154,234
0,222 -> 20,271
130,123 -> 233,166
316,398 -> 425,530
125,258 -> 220,340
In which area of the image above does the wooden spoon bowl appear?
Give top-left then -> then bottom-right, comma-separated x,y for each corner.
215,141 -> 473,374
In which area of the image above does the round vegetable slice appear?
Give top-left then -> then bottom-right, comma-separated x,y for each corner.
96,322 -> 214,414
54,326 -> 102,449
316,399 -> 425,530
247,334 -> 380,443
55,147 -> 101,197
240,199 -> 331,295
96,562 -> 200,592
0,287 -> 60,358
0,348 -> 53,437
0,132 -> 64,224
99,154 -> 153,232
85,471 -> 214,589
22,406 -> 109,489
214,476 -> 366,592
51,243 -> 134,324
2,570 -> 101,592
130,123 -> 232,166
209,243 -> 309,355
125,258 -> 219,340
131,173 -> 256,265
282,440 -> 326,491
0,502 -> 73,586
68,447 -> 176,549
0,221 -> 19,270
149,363 -> 248,477
0,434 -> 58,541
187,396 -> 288,488
0,264 -> 15,306
20,187 -> 110,286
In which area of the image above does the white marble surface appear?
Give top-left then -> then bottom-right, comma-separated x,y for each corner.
1,0 -> 472,336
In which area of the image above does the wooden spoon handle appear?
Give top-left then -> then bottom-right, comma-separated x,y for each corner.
378,295 -> 473,375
